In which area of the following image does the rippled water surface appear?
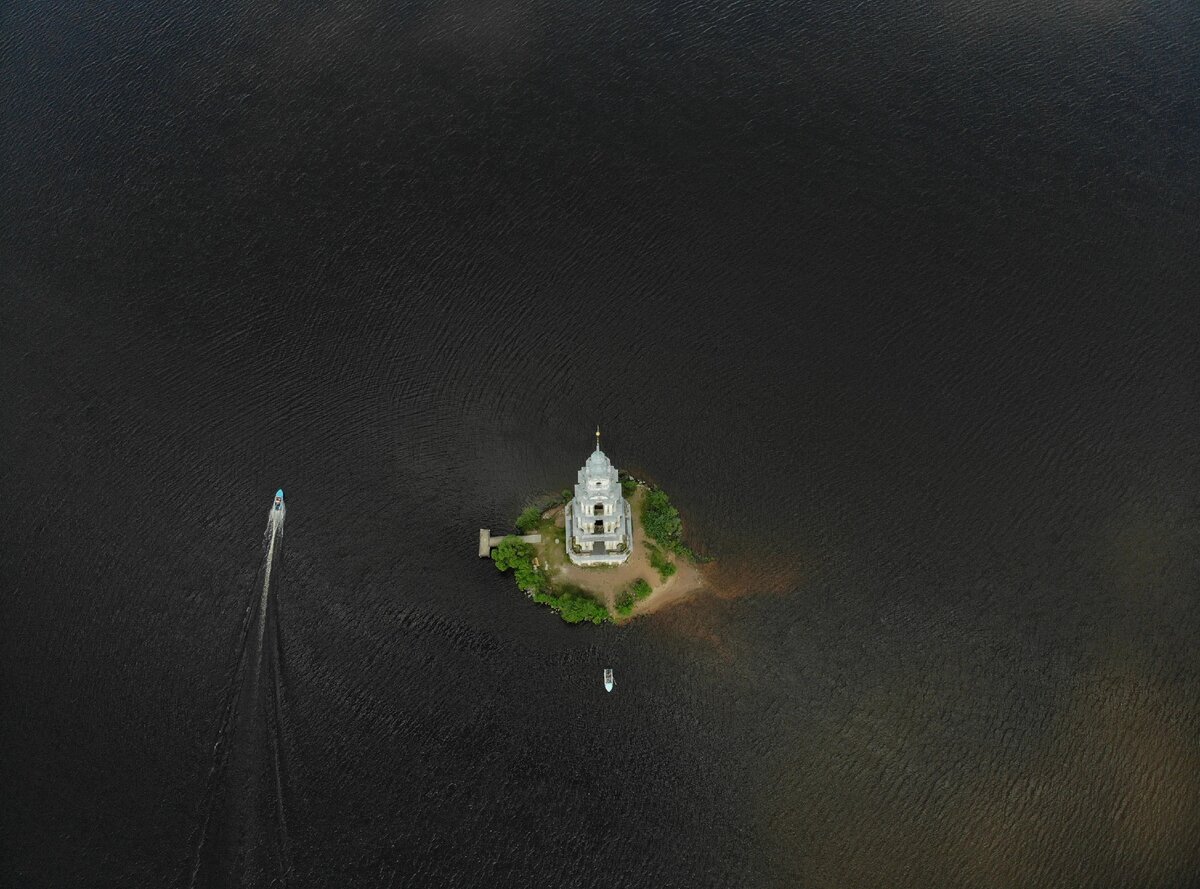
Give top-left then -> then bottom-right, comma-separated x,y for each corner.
3,1 -> 1200,886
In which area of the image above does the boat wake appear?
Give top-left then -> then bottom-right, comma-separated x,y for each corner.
186,498 -> 293,888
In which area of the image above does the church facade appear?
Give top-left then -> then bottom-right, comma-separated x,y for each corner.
566,430 -> 633,565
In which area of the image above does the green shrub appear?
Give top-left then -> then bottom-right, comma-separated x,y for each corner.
642,489 -> 682,551
516,507 -> 542,534
561,489 -> 572,503
532,588 -> 611,624
615,577 -> 653,617
620,477 -> 637,498
648,545 -> 677,581
615,590 -> 635,616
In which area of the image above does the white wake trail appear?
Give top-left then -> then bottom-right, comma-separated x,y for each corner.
254,508 -> 283,684
186,503 -> 287,889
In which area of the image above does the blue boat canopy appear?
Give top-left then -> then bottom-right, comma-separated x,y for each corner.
276,489 -> 284,499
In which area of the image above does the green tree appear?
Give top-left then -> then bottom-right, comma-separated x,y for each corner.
514,560 -> 547,593
516,507 -> 542,534
494,535 -> 547,593
493,536 -> 534,571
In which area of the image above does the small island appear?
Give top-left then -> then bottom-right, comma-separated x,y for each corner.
488,431 -> 707,624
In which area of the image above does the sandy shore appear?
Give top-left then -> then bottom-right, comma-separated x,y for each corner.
535,487 -> 706,619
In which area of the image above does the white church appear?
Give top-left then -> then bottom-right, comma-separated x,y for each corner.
566,429 -> 633,565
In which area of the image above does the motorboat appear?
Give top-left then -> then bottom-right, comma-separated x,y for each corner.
604,668 -> 614,692
273,489 -> 284,511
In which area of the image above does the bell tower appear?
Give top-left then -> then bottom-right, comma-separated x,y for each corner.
566,428 -> 633,565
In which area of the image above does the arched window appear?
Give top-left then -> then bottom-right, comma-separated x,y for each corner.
593,503 -> 604,516
593,519 -> 604,534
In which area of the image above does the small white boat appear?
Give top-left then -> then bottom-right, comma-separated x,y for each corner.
604,668 -> 614,692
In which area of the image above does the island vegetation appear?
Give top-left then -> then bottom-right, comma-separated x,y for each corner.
648,544 -> 677,581
490,477 -> 706,625
615,578 -> 652,616
532,585 -> 611,624
491,534 -> 610,623
515,506 -> 542,534
641,486 -> 703,562
491,536 -> 547,593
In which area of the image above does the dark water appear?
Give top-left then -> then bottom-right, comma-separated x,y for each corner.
3,0 -> 1200,886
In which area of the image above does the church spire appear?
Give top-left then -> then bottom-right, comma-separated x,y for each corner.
595,425 -> 601,451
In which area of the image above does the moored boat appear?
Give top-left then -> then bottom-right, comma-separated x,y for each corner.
604,668 -> 614,692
